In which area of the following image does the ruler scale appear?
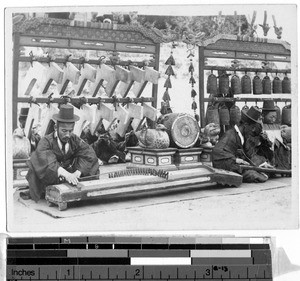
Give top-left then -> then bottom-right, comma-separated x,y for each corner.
6,237 -> 273,281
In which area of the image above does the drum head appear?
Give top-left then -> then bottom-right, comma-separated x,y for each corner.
171,114 -> 199,148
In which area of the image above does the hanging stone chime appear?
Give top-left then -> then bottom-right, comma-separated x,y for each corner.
162,43 -> 176,112
188,47 -> 199,122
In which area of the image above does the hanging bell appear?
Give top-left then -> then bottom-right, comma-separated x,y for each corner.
282,104 -> 291,126
206,105 -> 220,125
253,74 -> 263,95
262,75 -> 271,94
272,76 -> 282,94
230,104 -> 242,126
241,103 -> 250,115
231,73 -> 242,95
207,73 -> 218,95
274,103 -> 282,124
282,75 -> 291,93
218,73 -> 230,96
219,104 -> 230,126
241,73 -> 252,94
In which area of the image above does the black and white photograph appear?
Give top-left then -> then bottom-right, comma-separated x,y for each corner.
4,4 -> 298,232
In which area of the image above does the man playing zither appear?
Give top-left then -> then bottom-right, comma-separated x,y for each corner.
21,104 -> 99,202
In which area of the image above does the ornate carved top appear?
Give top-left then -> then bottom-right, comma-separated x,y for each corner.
13,17 -> 164,44
202,34 -> 291,53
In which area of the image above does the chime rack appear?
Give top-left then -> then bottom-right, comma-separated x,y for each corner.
203,66 -> 291,74
17,96 -> 155,105
203,97 -> 291,103
12,16 -> 163,130
18,56 -> 155,68
198,34 -> 292,127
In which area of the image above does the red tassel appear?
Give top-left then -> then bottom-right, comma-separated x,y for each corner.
165,65 -> 175,76
191,89 -> 197,97
164,76 -> 172,88
191,101 -> 197,110
165,55 -> 175,65
162,89 -> 171,101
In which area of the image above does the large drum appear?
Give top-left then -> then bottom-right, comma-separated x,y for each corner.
159,113 -> 200,148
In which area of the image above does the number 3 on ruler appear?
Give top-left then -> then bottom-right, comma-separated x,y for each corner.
205,269 -> 211,276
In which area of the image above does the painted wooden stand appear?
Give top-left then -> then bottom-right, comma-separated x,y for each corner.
175,147 -> 203,168
200,146 -> 213,165
127,147 -> 178,169
13,159 -> 29,181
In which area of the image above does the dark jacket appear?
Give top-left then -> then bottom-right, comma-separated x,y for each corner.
26,132 -> 99,202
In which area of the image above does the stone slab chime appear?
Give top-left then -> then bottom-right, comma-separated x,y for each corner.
21,58 -> 64,96
56,55 -> 81,95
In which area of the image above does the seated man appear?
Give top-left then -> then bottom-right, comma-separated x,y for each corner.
261,100 -> 291,170
22,104 -> 99,202
212,106 -> 272,183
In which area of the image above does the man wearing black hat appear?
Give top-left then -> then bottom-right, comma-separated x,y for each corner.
261,100 -> 291,170
212,106 -> 273,183
22,104 -> 99,202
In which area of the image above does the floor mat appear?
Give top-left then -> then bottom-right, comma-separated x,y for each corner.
14,176 -> 291,219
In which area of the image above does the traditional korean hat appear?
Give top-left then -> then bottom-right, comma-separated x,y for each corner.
262,100 -> 277,112
241,106 -> 262,124
53,104 -> 80,122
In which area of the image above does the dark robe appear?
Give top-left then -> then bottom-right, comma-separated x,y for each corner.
26,132 -> 99,202
212,128 -> 244,174
212,127 -> 268,183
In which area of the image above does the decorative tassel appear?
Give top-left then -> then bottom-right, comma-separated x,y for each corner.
191,89 -> 197,98
189,63 -> 194,73
189,76 -> 196,85
164,76 -> 172,88
194,114 -> 200,122
165,55 -> 175,66
192,101 -> 197,110
162,89 -> 171,101
165,65 -> 175,76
